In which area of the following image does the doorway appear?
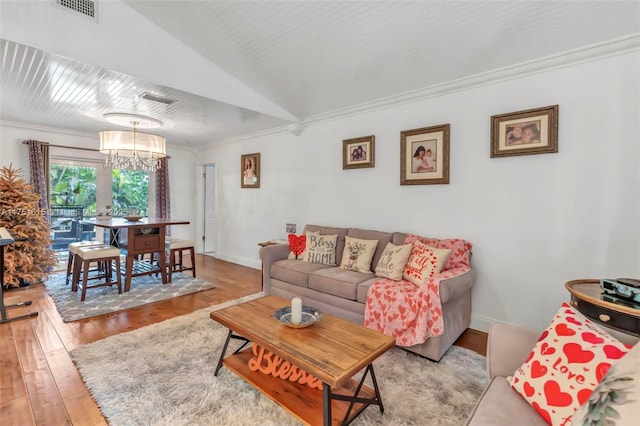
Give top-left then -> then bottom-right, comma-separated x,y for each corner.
203,164 -> 216,255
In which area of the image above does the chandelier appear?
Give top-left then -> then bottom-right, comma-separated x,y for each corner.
99,113 -> 167,172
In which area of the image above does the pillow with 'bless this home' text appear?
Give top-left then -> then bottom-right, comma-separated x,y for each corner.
302,232 -> 338,265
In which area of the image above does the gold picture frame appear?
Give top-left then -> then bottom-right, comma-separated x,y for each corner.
343,135 -> 375,169
400,124 -> 450,185
491,105 -> 559,158
240,153 -> 260,188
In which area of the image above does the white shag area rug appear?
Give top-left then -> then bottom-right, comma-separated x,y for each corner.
71,293 -> 487,425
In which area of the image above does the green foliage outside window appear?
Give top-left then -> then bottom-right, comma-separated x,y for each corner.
50,165 -> 97,210
111,169 -> 149,216
50,165 -> 149,216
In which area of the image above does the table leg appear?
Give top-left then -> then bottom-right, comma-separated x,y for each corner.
215,329 -> 233,376
323,383 -> 332,426
159,244 -> 168,284
125,255 -> 134,292
214,329 -> 251,376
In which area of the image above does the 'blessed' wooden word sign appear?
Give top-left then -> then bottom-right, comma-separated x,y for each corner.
247,345 -> 322,390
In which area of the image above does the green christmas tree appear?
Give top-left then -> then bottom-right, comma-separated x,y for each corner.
0,164 -> 57,288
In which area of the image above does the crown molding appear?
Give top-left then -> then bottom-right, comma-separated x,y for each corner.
5,33 -> 639,150
302,34 -> 640,126
212,33 -> 640,147
211,124 -> 292,147
0,120 -> 197,153
0,120 -> 97,138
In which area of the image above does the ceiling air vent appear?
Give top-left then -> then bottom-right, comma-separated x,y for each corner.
53,0 -> 98,21
139,92 -> 176,106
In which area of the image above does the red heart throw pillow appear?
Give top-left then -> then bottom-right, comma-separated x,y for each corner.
509,303 -> 629,425
288,234 -> 306,259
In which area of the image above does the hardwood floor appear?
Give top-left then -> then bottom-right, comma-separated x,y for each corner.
1,255 -> 486,425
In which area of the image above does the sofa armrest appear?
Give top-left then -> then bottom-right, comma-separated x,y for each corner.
258,244 -> 290,293
486,322 -> 541,380
429,267 -> 475,303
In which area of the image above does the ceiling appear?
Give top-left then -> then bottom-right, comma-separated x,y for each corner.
1,1 -> 639,148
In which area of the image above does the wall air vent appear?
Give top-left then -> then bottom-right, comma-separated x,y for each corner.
139,92 -> 176,105
53,0 -> 98,21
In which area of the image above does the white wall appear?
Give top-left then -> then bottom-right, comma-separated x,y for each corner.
197,51 -> 640,332
0,124 -> 197,240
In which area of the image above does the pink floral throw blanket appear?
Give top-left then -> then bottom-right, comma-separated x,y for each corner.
363,235 -> 472,347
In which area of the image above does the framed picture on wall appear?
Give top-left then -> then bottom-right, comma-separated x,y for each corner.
400,124 -> 450,185
490,105 -> 559,158
241,153 -> 260,188
343,135 -> 375,169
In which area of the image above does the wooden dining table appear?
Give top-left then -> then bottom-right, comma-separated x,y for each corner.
81,217 -> 190,292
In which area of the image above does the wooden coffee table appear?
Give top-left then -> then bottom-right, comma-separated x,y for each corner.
210,295 -> 396,426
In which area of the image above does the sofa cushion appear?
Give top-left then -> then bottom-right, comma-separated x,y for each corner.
339,236 -> 378,273
271,259 -> 333,288
304,225 -> 348,265
375,242 -> 413,281
402,240 -> 451,286
509,303 -> 630,426
571,341 -> 640,425
303,232 -> 338,265
466,377 -> 547,426
356,277 -> 381,303
309,267 -> 373,300
347,228 -> 393,271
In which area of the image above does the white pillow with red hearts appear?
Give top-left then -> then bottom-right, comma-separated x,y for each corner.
570,341 -> 639,425
508,303 -> 631,425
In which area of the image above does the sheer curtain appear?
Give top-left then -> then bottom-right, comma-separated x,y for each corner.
26,140 -> 50,217
155,157 -> 171,234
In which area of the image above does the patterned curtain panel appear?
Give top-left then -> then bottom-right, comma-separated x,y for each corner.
26,139 -> 50,218
155,157 -> 171,234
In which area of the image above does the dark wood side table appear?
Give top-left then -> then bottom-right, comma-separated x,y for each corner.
258,241 -> 277,248
565,279 -> 640,344
258,239 -> 287,248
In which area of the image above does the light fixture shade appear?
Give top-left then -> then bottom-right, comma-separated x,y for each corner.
99,130 -> 167,157
99,129 -> 166,172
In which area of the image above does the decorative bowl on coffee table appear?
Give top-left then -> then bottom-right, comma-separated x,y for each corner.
274,306 -> 322,328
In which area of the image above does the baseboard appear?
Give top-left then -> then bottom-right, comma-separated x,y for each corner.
469,313 -> 494,333
213,252 -> 261,270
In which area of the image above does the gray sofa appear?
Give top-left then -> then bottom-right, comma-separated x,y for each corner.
259,224 -> 475,361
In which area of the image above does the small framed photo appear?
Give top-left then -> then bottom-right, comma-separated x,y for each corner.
400,124 -> 450,185
491,105 -> 558,158
343,135 -> 375,169
241,153 -> 260,188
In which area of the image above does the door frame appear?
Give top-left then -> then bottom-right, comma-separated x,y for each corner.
202,163 -> 216,254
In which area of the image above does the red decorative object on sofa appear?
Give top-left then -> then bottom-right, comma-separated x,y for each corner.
288,234 -> 306,259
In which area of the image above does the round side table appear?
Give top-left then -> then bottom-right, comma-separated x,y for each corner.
565,279 -> 639,345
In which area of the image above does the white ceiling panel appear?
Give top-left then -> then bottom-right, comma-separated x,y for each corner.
1,1 -> 639,148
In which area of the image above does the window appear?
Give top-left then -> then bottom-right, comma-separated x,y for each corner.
111,169 -> 149,216
49,156 -> 154,253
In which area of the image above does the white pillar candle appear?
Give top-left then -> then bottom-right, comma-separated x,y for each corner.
291,297 -> 302,324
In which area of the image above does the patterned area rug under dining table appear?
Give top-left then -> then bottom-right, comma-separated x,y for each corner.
44,270 -> 214,322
